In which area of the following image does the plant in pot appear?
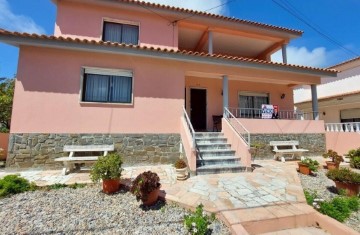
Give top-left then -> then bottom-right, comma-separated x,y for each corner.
249,142 -> 265,162
323,149 -> 344,170
130,171 -> 161,206
174,159 -> 187,180
326,168 -> 360,196
347,147 -> 360,169
90,153 -> 123,194
298,157 -> 319,175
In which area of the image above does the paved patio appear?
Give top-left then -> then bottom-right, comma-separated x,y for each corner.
0,160 -> 336,234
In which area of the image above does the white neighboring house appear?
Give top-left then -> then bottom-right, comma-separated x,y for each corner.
294,57 -> 360,132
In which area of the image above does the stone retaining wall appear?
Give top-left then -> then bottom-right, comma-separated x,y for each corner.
250,133 -> 326,159
6,133 -> 181,169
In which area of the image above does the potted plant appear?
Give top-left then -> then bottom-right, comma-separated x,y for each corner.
174,159 -> 187,180
326,168 -> 360,196
298,157 -> 319,175
323,149 -> 344,170
130,171 -> 161,206
347,147 -> 360,169
90,153 -> 123,194
249,142 -> 265,161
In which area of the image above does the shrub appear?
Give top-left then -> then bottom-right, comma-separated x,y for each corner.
300,158 -> 319,172
319,197 -> 359,222
174,159 -> 187,169
347,147 -> 360,169
184,204 -> 215,235
0,175 -> 36,197
130,171 -> 161,202
304,190 -> 317,205
326,168 -> 360,184
90,153 -> 123,183
323,149 -> 344,164
48,182 -> 86,190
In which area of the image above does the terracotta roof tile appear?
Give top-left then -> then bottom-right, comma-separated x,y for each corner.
0,29 -> 337,74
117,0 -> 303,35
327,56 -> 360,69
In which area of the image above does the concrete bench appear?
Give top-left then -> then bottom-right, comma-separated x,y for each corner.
269,141 -> 308,162
55,144 -> 114,175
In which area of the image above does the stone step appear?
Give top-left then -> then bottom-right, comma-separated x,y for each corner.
195,132 -> 224,138
196,164 -> 247,175
198,149 -> 236,158
196,138 -> 228,144
197,156 -> 241,166
196,143 -> 231,151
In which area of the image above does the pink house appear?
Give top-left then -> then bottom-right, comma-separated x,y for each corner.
0,0 -> 337,174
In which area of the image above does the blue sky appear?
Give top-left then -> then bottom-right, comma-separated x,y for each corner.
0,0 -> 359,78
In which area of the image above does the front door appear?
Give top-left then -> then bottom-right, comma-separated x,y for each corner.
190,88 -> 207,131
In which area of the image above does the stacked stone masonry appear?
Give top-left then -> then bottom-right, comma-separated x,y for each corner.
250,133 -> 326,159
7,134 -> 181,168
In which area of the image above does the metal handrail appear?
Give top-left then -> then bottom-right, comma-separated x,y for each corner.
182,106 -> 195,147
224,107 -> 250,146
325,122 -> 360,132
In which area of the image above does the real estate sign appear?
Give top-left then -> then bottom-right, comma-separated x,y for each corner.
261,104 -> 279,119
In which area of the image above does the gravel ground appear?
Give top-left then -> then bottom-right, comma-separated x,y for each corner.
299,169 -> 360,233
0,186 -> 230,235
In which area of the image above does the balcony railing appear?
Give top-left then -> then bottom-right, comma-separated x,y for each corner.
227,107 -> 319,120
325,122 -> 360,132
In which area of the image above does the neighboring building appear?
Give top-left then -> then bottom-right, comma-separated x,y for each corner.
0,0 -> 336,174
295,57 -> 360,131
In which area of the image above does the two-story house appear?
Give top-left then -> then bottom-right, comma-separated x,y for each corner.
0,0 -> 336,174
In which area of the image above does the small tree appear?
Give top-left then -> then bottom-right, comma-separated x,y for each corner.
0,79 -> 15,132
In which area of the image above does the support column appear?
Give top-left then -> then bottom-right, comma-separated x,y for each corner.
222,75 -> 229,114
311,84 -> 319,120
208,31 -> 213,55
282,44 -> 287,64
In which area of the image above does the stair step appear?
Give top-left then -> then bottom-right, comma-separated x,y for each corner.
196,164 -> 248,175
198,149 -> 236,157
195,132 -> 224,138
196,138 -> 228,144
197,156 -> 241,166
197,143 -> 231,150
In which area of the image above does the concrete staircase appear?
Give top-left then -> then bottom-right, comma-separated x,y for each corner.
195,132 -> 247,175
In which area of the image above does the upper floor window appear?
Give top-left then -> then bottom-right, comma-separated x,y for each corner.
102,21 -> 139,45
82,68 -> 133,104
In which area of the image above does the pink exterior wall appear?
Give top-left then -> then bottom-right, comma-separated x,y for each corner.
12,46 -> 184,133
326,132 -> 360,155
54,1 -> 178,49
0,133 -> 9,160
239,119 -> 325,134
222,119 -> 251,167
186,76 -> 294,130
180,117 -> 196,171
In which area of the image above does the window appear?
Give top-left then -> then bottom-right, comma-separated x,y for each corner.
238,92 -> 269,118
102,21 -> 139,45
82,68 -> 133,104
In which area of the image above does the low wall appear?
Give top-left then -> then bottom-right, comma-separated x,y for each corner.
7,133 -> 181,168
0,133 -> 9,160
326,132 -> 360,155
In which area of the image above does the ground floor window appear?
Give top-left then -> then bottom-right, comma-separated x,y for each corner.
82,68 -> 133,104
238,92 -> 269,118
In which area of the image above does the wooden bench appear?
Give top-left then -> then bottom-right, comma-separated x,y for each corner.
269,141 -> 308,162
55,145 -> 114,175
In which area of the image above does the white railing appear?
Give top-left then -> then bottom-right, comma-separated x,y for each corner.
183,106 -> 195,146
227,107 -> 319,120
325,122 -> 360,132
224,107 -> 250,145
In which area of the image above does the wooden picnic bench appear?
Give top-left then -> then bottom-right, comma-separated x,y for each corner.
269,141 -> 308,162
55,144 -> 114,175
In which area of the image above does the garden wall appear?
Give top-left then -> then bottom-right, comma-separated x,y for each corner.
6,133 -> 181,169
325,132 -> 360,156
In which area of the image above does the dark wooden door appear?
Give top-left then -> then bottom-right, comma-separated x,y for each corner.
190,89 -> 207,131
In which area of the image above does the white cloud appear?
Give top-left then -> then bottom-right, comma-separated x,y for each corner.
145,0 -> 227,15
0,0 -> 45,34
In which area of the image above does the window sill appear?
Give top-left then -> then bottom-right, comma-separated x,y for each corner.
79,101 -> 134,107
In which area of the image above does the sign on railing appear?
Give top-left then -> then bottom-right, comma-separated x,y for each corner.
325,122 -> 360,132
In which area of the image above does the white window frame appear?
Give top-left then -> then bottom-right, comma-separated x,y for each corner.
101,17 -> 140,45
79,66 -> 134,105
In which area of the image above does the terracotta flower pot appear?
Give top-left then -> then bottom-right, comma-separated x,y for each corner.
176,167 -> 187,180
334,181 -> 360,196
298,162 -> 311,175
142,188 -> 160,206
102,178 -> 120,194
326,161 -> 339,170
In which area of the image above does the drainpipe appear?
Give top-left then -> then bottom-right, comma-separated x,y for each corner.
311,84 -> 319,120
222,75 -> 229,115
282,44 -> 287,64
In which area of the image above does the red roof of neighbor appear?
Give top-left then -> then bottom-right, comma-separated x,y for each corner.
327,56 -> 360,69
0,29 -> 337,74
66,0 -> 303,36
